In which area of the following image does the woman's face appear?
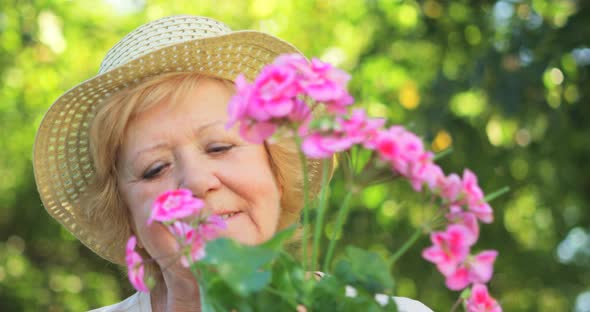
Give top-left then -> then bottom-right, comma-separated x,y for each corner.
117,77 -> 282,262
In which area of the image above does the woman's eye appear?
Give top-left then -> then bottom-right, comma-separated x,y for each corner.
206,144 -> 234,154
142,163 -> 168,180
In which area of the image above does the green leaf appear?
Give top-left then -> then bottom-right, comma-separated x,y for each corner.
311,275 -> 347,310
200,238 -> 277,296
270,252 -> 305,298
311,275 -> 395,312
333,246 -> 395,294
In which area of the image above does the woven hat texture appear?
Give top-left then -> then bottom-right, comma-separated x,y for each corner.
33,15 -> 328,265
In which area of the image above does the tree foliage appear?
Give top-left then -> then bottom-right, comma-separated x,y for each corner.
0,0 -> 588,311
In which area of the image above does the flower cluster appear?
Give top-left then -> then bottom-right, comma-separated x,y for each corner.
421,169 -> 501,310
126,236 -> 149,292
302,109 -> 385,158
372,125 -> 440,191
226,54 -> 353,143
227,53 -> 503,311
125,189 -> 226,292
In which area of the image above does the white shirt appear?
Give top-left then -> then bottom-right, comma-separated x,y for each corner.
89,291 -> 433,312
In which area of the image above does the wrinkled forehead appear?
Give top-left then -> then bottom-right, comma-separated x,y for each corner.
120,76 -> 238,155
86,73 -> 236,175
126,74 -> 235,120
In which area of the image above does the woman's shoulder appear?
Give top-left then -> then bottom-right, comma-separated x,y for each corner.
382,294 -> 434,312
87,292 -> 151,312
345,285 -> 433,312
315,272 -> 432,312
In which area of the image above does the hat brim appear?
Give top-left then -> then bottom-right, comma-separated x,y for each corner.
33,30 -> 327,265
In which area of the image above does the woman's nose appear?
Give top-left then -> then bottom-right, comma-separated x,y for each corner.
177,155 -> 221,198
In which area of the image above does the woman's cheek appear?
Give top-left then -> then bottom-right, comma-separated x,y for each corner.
138,222 -> 179,261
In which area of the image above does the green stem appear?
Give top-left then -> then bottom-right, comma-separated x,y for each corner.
389,226 -> 423,265
433,147 -> 454,161
449,296 -> 463,312
484,186 -> 510,202
322,190 -> 353,272
294,135 -> 310,272
311,159 -> 331,272
191,266 -> 212,312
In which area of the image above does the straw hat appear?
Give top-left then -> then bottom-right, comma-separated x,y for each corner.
33,15 -> 330,265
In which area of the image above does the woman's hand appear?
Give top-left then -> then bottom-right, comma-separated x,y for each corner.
136,218 -> 201,312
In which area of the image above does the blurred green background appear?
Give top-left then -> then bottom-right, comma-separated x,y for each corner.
1,0 -> 589,311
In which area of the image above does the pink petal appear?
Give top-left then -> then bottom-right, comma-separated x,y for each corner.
239,121 -> 277,143
445,266 -> 471,291
446,209 -> 480,238
148,189 -> 203,224
301,134 -> 333,159
466,284 -> 502,312
422,245 -> 445,263
129,264 -> 149,292
126,236 -> 137,253
470,202 -> 494,223
441,173 -> 463,202
264,98 -> 294,118
469,250 -> 498,283
226,74 -> 250,128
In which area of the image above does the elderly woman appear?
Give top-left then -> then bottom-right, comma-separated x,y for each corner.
33,15 -> 432,311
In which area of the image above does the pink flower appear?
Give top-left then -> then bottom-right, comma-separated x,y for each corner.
374,126 -> 403,165
250,65 -> 299,119
443,250 -> 498,290
148,189 -> 204,224
374,126 -> 443,191
468,250 -> 498,284
125,236 -> 149,292
274,53 -> 309,70
407,151 -> 436,191
447,207 -> 480,238
227,53 -> 355,144
289,98 -> 312,122
339,109 -> 385,148
169,221 -> 197,244
374,126 -> 425,176
183,238 -> 206,267
466,284 -> 502,312
299,58 -> 353,114
276,54 -> 353,114
300,108 -> 384,159
422,224 -> 477,276
445,265 -> 470,290
238,121 -> 278,144
398,131 -> 425,163
168,215 -> 226,267
227,68 -> 297,143
227,75 -> 251,128
469,201 -> 494,224
199,214 -> 227,241
462,170 -> 493,223
440,173 -> 463,202
169,222 -> 206,267
421,162 -> 445,192
302,132 -> 354,159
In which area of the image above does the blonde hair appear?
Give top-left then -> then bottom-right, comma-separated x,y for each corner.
82,72 -> 306,280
